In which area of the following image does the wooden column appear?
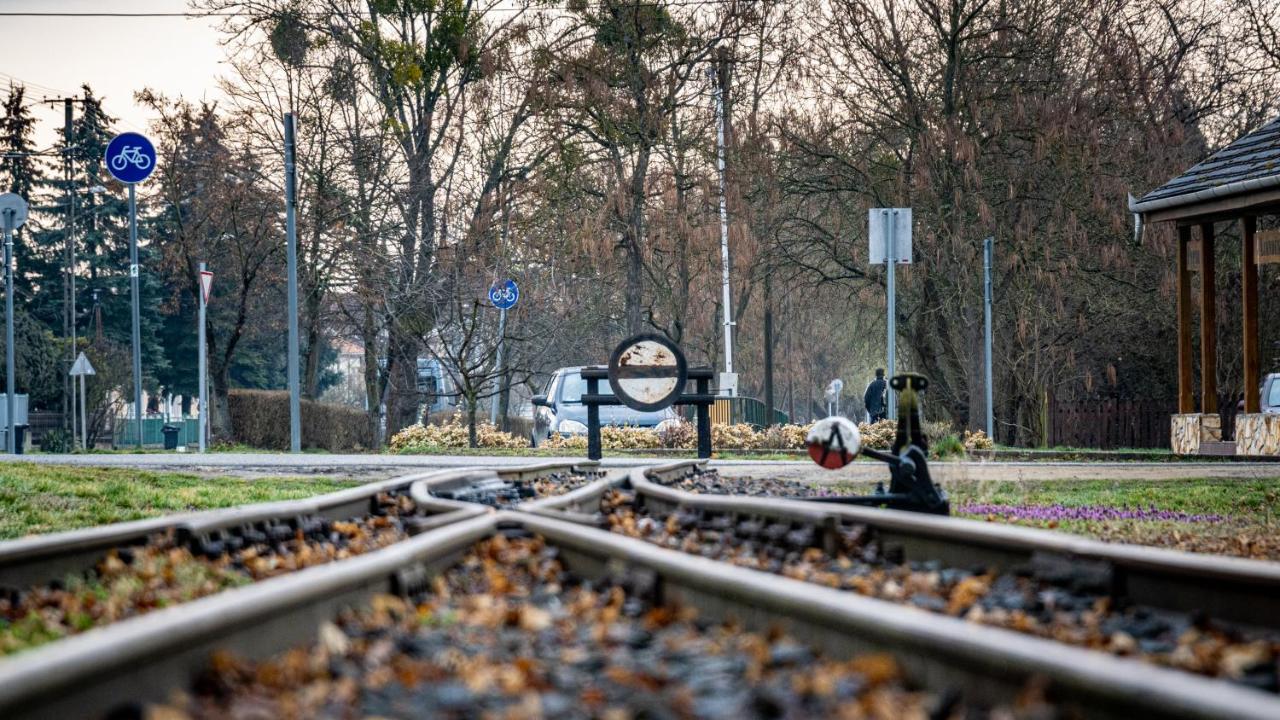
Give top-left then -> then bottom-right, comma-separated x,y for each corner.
1243,216 -> 1260,413
1199,221 -> 1217,414
1177,226 -> 1194,413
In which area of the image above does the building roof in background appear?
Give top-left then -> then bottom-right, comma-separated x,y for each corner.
1131,116 -> 1280,219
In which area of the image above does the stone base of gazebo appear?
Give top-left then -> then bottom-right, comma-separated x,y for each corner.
1235,414 -> 1280,455
1171,413 -> 1222,455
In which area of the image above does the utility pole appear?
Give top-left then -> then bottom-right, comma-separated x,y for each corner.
710,49 -> 736,396
41,97 -> 86,441
284,113 -> 301,453
983,236 -> 995,439
1,194 -> 29,454
64,100 -> 76,441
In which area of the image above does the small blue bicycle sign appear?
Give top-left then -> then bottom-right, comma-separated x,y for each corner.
104,132 -> 156,184
488,279 -> 519,310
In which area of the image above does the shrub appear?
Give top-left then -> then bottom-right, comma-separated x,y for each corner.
39,428 -> 72,453
389,416 -> 525,451
932,434 -> 966,458
542,432 -> 587,450
962,429 -> 995,451
923,419 -> 953,443
657,419 -> 697,449
601,425 -> 662,449
712,423 -> 763,450
857,419 -> 897,450
759,423 -> 810,449
228,390 -> 374,451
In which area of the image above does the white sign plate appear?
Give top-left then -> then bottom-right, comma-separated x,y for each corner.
69,352 -> 96,376
607,334 -> 688,412
868,208 -> 912,265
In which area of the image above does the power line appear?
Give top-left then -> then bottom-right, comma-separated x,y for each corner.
0,1 -> 749,19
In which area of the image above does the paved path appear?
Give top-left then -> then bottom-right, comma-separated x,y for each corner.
0,453 -> 1278,483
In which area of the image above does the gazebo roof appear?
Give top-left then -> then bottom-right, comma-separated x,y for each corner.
1131,115 -> 1280,222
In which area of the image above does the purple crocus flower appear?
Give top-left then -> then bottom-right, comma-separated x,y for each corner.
957,503 -> 1225,524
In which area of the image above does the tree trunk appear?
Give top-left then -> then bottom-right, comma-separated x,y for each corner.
302,298 -> 323,399
467,397 -> 479,448
210,368 -> 233,442
498,371 -> 511,433
361,305 -> 382,445
382,326 -> 420,439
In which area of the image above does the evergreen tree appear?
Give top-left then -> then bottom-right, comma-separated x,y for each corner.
0,83 -> 40,199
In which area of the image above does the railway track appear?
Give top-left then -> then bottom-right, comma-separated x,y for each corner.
526,461 -> 1280,691
0,462 -> 598,656
0,461 -> 1271,717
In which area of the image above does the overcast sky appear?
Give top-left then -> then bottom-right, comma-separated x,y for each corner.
2,0 -> 228,147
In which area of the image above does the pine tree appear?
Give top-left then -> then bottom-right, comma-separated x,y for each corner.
0,83 -> 40,199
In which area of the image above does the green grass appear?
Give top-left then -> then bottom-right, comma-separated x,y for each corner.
0,464 -> 351,539
947,477 -> 1280,518
937,477 -> 1280,559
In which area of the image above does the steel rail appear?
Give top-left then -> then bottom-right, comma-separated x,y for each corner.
0,461 -> 595,590
618,466 -> 1280,631
0,509 -> 1277,719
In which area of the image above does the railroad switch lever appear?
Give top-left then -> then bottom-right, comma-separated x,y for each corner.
800,373 -> 949,515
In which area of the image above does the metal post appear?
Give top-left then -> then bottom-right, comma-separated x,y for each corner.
710,63 -> 734,392
886,209 -> 897,421
3,212 -> 13,454
695,375 -> 712,459
586,375 -> 601,461
284,113 -> 301,453
983,236 -> 994,439
65,99 -> 77,445
489,307 -> 506,425
198,261 -> 208,453
129,184 -> 142,448
79,373 -> 87,450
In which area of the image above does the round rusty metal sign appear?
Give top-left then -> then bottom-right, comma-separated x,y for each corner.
608,334 -> 688,412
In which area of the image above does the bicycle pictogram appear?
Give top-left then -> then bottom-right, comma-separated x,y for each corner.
110,145 -> 152,172
488,279 -> 519,309
104,132 -> 156,185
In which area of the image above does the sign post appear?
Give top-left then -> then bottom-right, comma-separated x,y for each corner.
199,265 -> 213,453
284,113 -> 300,454
69,352 -> 95,451
0,193 -> 29,453
983,237 -> 994,439
105,132 -> 156,448
487,279 -> 518,425
824,378 -> 843,416
869,208 -> 912,420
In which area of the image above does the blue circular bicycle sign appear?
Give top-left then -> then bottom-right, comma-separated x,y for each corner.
488,279 -> 519,310
104,132 -> 156,184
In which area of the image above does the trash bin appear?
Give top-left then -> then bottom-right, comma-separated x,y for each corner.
161,424 -> 181,450
14,425 -> 26,455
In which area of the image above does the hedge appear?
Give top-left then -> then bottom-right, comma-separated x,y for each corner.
228,389 -> 374,451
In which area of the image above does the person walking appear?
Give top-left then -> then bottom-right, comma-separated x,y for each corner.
863,369 -> 887,422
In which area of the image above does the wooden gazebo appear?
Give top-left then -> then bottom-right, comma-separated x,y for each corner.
1130,116 -> 1280,455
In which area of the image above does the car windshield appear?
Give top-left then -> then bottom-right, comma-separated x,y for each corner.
559,372 -> 588,403
1268,381 -> 1280,408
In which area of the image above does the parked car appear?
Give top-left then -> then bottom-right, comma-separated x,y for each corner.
530,366 -> 678,446
1256,373 -> 1280,412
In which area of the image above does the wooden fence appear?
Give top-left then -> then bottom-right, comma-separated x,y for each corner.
1047,398 -> 1172,449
